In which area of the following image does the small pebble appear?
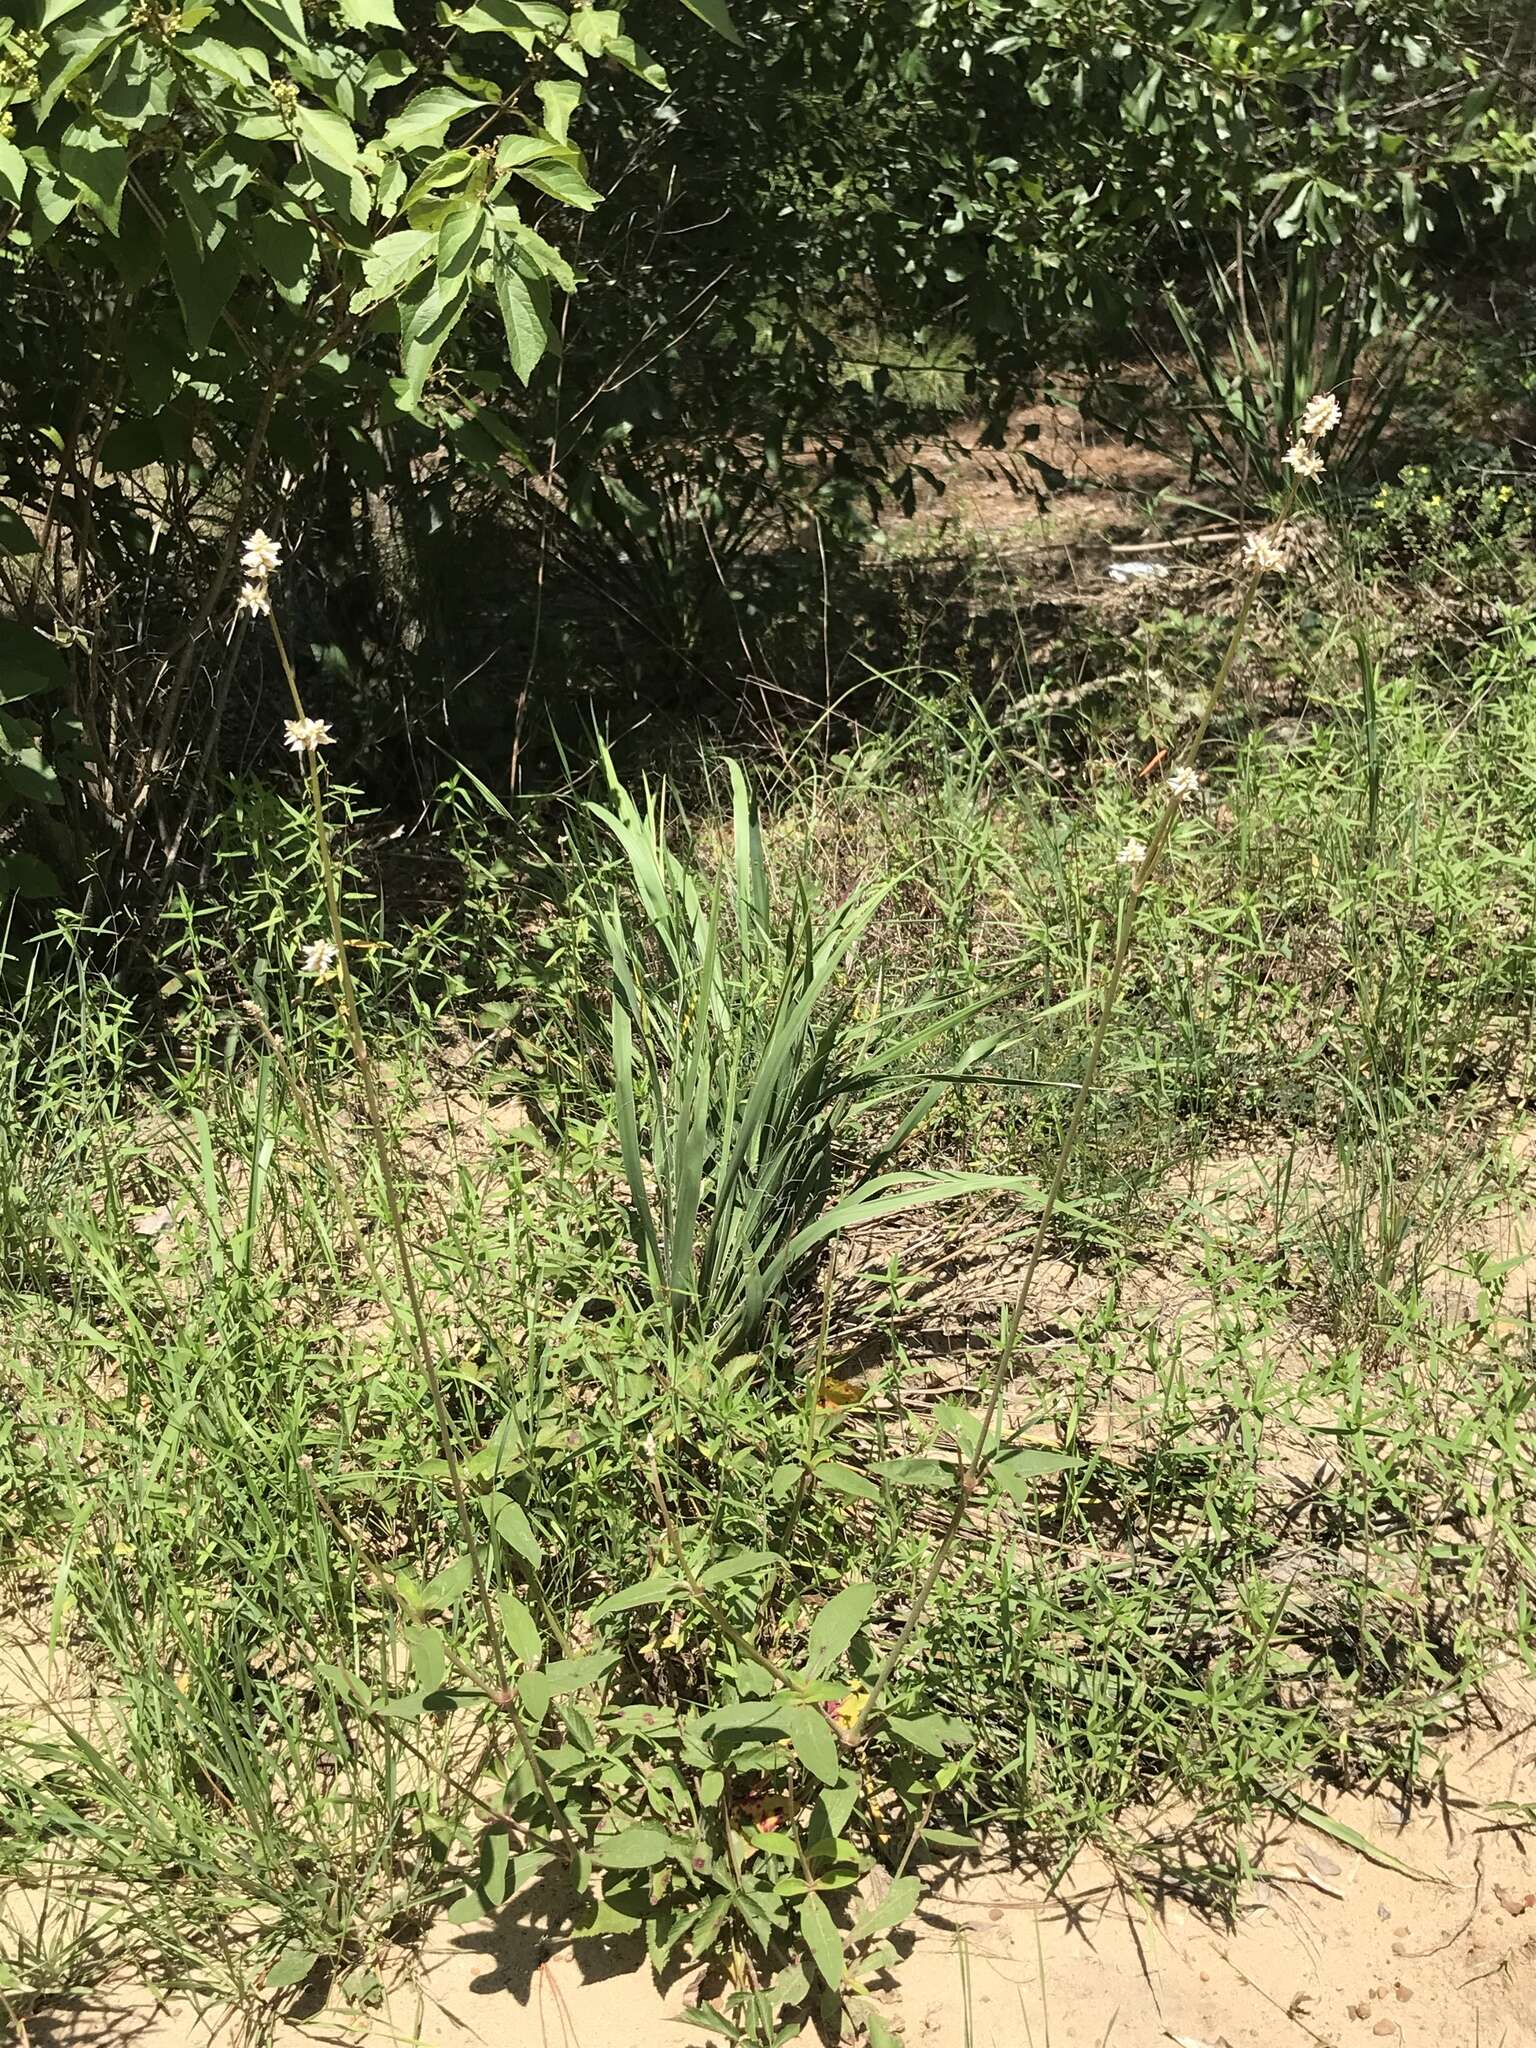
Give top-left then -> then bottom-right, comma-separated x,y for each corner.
1394,1985 -> 1413,2004
1373,2023 -> 1395,2038
1395,1925 -> 1410,1936
1349,2003 -> 1372,2022
1391,1942 -> 1407,1957
987,1906 -> 1004,1922
1377,1904 -> 1391,1921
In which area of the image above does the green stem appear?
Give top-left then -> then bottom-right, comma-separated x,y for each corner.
264,609 -> 576,1855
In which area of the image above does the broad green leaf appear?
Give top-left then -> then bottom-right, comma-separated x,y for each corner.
336,0 -> 402,24
350,226 -> 437,312
59,119 -> 128,231
493,254 -> 556,384
422,1553 -> 474,1611
873,1456 -> 953,1490
265,1946 -> 318,1990
782,1702 -> 839,1786
359,48 -> 415,97
593,1824 -> 671,1869
438,198 -> 486,280
405,1623 -> 447,1695
295,106 -> 371,223
811,1461 -> 879,1501
0,622 -> 62,697
799,1892 -> 843,1989
496,1590 -> 542,1666
37,17 -> 119,117
296,105 -> 361,175
382,86 -> 490,154
0,852 -> 60,899
675,0 -> 741,44
536,78 -> 581,143
252,209 -> 316,298
237,0 -> 311,53
492,1495 -> 541,1566
0,735 -> 60,807
395,267 -> 469,406
164,216 -> 241,350
806,1583 -> 876,1677
587,1568 -> 679,1621
477,1827 -> 512,1905
539,1651 -> 614,1694
499,218 -> 575,291
695,1548 -> 777,1590
183,36 -> 265,88
0,137 -> 29,206
887,1712 -> 965,1757
993,1446 -> 1081,1505
852,1875 -> 921,1941
449,0 -> 567,37
508,154 -> 599,210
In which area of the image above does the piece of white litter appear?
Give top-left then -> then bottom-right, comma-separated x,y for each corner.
132,1204 -> 175,1238
1168,2036 -> 1221,2048
1108,561 -> 1171,582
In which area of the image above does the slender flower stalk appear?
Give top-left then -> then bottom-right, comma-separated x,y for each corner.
252,544 -> 575,1854
847,467 -> 1302,1743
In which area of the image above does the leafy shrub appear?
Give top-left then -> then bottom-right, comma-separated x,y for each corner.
1357,462 -> 1536,586
0,0 -> 732,905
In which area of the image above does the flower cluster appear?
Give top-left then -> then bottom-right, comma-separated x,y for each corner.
237,527 -> 281,622
299,939 -> 338,980
1279,390 -> 1342,489
1299,392 -> 1342,440
1167,765 -> 1202,803
1242,529 -> 1288,576
283,715 -> 334,755
1116,837 -> 1148,870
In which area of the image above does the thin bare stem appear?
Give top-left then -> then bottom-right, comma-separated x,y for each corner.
263,606 -> 576,1854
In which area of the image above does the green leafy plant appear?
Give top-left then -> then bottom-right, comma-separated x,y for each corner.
585,751 -> 1021,1357
1134,246 -> 1435,498
0,0 -> 733,903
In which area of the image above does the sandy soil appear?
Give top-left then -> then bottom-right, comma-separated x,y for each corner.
17,1689 -> 1536,2048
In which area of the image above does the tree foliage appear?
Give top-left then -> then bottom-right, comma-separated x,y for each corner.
0,0 -> 727,898
0,0 -> 1533,903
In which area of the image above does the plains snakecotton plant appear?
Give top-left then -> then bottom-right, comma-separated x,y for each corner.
217,406 -> 1330,2045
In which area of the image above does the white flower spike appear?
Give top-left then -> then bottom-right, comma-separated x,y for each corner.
1116,837 -> 1148,870
1298,393 -> 1341,440
283,716 -> 334,755
1281,443 -> 1324,480
241,529 -> 283,580
299,939 -> 338,979
1167,766 -> 1202,802
235,580 -> 271,618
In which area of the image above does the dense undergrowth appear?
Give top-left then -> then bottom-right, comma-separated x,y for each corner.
3,506 -> 1536,2039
